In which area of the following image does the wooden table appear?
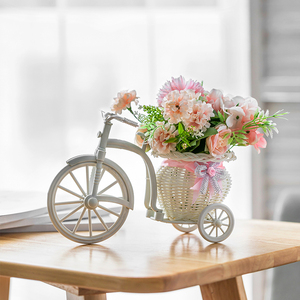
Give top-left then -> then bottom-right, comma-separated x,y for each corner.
1,211 -> 300,300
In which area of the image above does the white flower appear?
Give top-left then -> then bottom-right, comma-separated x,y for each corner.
226,106 -> 245,130
223,95 -> 259,130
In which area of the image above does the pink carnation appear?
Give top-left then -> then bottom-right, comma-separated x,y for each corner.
162,90 -> 190,124
206,124 -> 231,157
111,90 -> 138,114
149,122 -> 178,154
182,99 -> 214,131
246,129 -> 267,153
157,76 -> 204,106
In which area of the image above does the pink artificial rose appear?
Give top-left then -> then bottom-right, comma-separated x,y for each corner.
206,124 -> 231,157
206,89 -> 224,113
149,122 -> 178,154
207,167 -> 216,177
111,90 -> 138,114
157,76 -> 204,106
246,130 -> 267,154
134,127 -> 150,151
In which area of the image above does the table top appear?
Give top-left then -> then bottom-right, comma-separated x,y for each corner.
0,211 -> 300,293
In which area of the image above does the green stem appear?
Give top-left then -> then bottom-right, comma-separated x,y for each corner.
127,106 -> 141,123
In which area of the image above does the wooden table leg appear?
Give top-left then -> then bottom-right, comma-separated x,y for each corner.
66,292 -> 107,300
0,276 -> 10,300
200,276 -> 247,300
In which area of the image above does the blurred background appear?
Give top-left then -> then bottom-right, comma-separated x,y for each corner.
0,0 -> 299,299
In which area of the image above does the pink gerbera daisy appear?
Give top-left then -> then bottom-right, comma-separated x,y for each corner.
157,76 -> 204,106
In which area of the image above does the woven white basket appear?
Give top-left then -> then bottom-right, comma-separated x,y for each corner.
155,152 -> 235,222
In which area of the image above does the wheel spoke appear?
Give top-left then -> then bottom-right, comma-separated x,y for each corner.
58,185 -> 84,199
221,216 -> 229,222
60,204 -> 84,222
204,224 -> 214,230
218,210 -> 225,220
89,167 -> 96,194
93,209 -> 109,231
88,210 -> 92,237
97,204 -> 120,217
72,207 -> 87,233
208,212 -> 214,221
209,226 -> 215,235
204,219 -> 214,224
55,200 -> 83,206
219,227 -> 225,234
216,227 -> 218,237
97,180 -> 118,195
69,171 -> 86,197
86,166 -> 90,194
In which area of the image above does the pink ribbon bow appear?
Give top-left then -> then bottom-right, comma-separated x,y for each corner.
191,162 -> 227,203
161,160 -> 226,204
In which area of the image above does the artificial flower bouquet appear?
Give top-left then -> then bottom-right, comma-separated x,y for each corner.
110,76 -> 287,221
111,76 -> 285,157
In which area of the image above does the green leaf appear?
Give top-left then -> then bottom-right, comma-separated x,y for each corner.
164,137 -> 178,143
182,137 -> 190,145
217,111 -> 224,122
200,127 -> 218,139
189,140 -> 197,147
235,133 -> 247,139
178,122 -> 184,134
189,140 -> 201,152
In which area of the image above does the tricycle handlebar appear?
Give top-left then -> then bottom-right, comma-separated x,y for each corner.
103,112 -> 139,128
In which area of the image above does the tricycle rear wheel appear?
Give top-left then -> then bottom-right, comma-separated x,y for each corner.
198,203 -> 234,243
172,223 -> 198,233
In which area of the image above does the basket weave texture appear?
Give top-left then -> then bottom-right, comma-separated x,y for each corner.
155,152 -> 234,222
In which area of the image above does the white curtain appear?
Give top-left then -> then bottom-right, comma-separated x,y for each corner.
0,0 -> 251,215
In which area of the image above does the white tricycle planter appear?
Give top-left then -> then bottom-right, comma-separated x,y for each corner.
48,112 -> 236,244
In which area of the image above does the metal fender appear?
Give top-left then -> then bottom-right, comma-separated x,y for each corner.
66,155 -> 134,210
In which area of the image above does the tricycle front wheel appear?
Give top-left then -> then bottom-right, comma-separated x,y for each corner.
198,203 -> 234,243
48,159 -> 131,244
